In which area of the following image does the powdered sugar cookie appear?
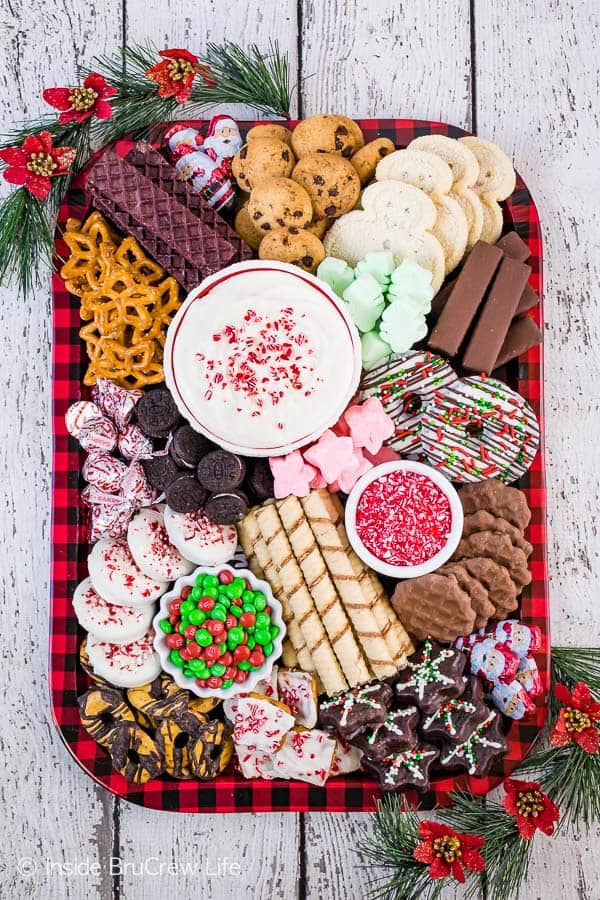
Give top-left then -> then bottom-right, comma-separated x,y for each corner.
479,193 -> 504,243
450,187 -> 484,250
164,506 -> 238,566
88,536 -> 168,607
459,136 -> 516,200
127,504 -> 194,582
432,194 -> 469,274
409,134 -> 479,190
375,148 -> 453,196
73,577 -> 154,643
87,630 -> 161,688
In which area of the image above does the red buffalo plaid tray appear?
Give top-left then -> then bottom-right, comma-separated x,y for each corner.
50,118 -> 549,812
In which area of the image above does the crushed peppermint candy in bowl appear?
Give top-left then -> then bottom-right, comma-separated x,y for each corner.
344,461 -> 463,578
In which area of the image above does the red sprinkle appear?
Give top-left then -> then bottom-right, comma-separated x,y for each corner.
355,470 -> 452,566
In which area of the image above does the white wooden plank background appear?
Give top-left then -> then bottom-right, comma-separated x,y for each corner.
0,1 -> 599,898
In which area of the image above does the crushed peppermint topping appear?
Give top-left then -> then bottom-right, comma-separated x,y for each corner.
196,306 -> 320,413
355,470 -> 452,566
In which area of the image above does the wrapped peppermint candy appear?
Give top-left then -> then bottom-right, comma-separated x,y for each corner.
65,400 -> 101,438
121,461 -> 156,507
82,454 -> 127,493
118,423 -> 153,461
88,498 -> 134,543
78,415 -> 118,454
91,378 -> 142,432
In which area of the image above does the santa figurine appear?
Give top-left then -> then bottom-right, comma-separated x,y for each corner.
470,638 -> 520,687
200,114 -> 243,176
491,682 -> 536,720
163,122 -> 236,212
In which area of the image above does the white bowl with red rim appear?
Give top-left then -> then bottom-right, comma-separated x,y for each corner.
164,260 -> 362,457
344,460 -> 464,579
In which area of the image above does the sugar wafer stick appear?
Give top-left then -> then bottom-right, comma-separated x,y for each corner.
255,503 -> 347,695
238,511 -> 302,669
277,496 -> 371,686
326,493 -> 414,666
301,490 -> 398,679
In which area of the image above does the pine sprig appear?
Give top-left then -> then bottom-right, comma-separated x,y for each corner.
192,41 -> 292,118
0,40 -> 293,293
357,798 -> 452,900
551,646 -> 600,715
440,794 -> 529,900
515,741 -> 600,831
0,189 -> 54,294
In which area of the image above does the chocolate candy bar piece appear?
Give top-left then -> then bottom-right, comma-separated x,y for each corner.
87,150 -> 247,290
515,284 -> 538,315
495,231 -> 530,262
493,315 -> 543,369
428,241 -> 503,357
462,256 -> 531,373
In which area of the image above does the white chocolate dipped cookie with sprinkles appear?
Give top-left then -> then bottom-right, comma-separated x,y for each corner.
88,536 -> 168,607
164,505 -> 238,566
73,577 -> 154,643
420,375 -> 540,483
127,504 -> 195,582
359,350 -> 458,454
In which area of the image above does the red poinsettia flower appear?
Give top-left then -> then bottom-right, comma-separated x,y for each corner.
145,48 -> 215,103
550,681 -> 600,754
0,131 -> 76,199
413,820 -> 485,884
503,778 -> 560,840
43,73 -> 117,124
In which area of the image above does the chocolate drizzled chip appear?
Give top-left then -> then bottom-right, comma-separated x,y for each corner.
324,205 -> 337,216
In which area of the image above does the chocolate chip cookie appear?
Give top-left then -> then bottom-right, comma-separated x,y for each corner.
246,123 -> 293,145
350,137 -> 396,185
232,138 -> 295,191
258,225 -> 325,273
292,153 -> 361,218
291,114 -> 364,159
248,177 -> 313,231
234,204 -> 263,251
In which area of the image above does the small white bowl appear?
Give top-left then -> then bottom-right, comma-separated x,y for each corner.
344,460 -> 463,579
152,564 -> 285,700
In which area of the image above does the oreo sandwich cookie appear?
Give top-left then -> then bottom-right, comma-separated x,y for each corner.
170,425 -> 212,469
197,450 -> 246,492
204,490 -> 249,525
247,459 -> 275,501
142,455 -> 180,492
136,389 -> 180,438
164,474 -> 208,514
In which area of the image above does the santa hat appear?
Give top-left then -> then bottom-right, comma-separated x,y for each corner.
206,114 -> 238,137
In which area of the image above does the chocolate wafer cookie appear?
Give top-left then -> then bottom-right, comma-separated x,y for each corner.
128,142 -> 253,261
87,150 -> 250,290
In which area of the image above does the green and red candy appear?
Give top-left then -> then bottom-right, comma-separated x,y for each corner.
158,568 -> 280,690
